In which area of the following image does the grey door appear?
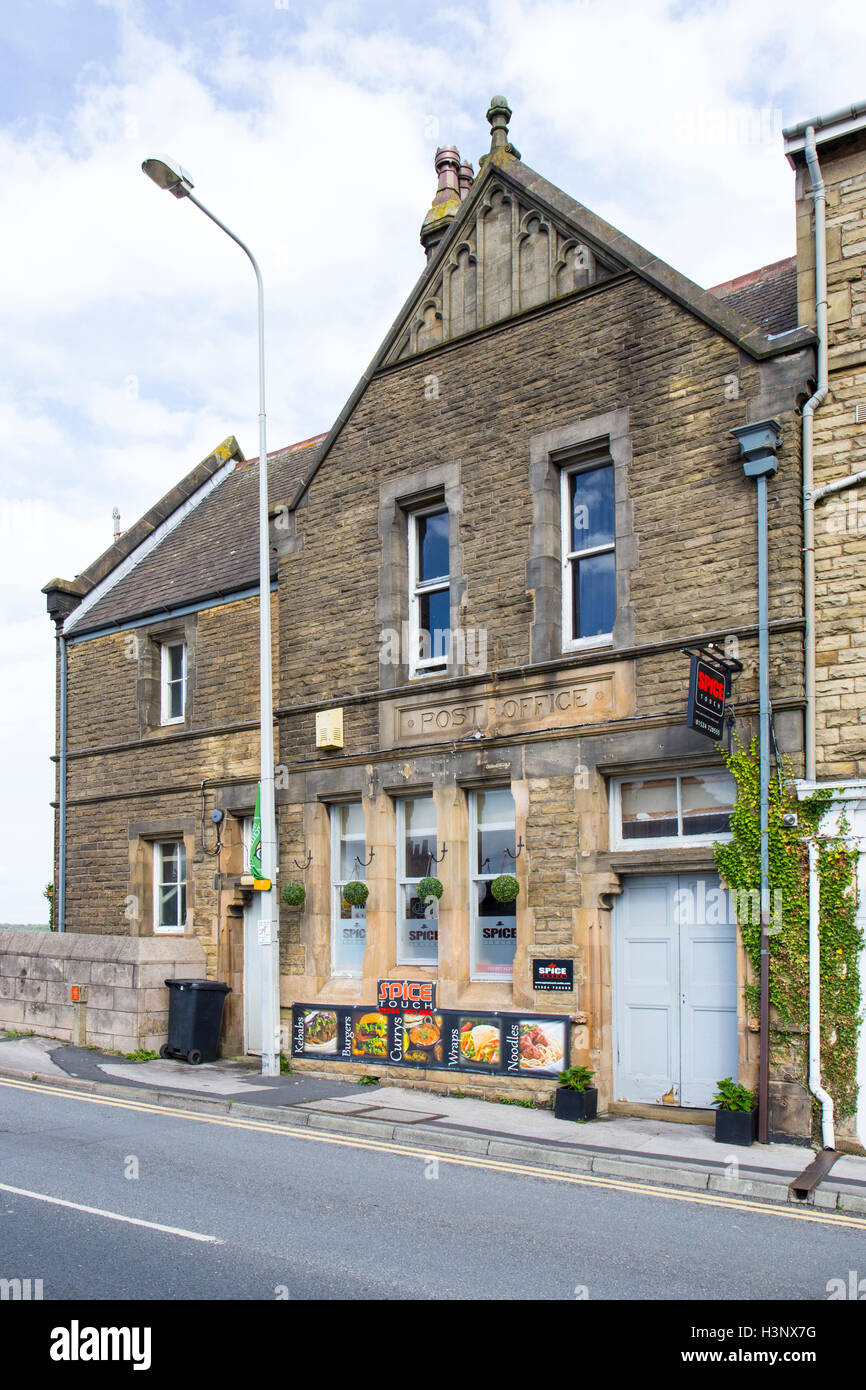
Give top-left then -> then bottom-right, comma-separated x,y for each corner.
614,874 -> 738,1108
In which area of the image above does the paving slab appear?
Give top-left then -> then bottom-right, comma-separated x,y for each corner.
96,1060 -> 277,1095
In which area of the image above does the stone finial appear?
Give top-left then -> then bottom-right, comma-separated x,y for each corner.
482,94 -> 521,165
420,145 -> 463,260
458,159 -> 474,201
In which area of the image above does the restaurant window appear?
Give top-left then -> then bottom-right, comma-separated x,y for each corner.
330,802 -> 367,977
396,796 -> 438,967
160,640 -> 186,724
408,505 -> 450,677
612,770 -> 735,849
469,788 -> 517,982
561,458 -> 615,648
153,841 -> 187,933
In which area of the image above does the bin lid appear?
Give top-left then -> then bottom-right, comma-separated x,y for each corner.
164,978 -> 232,992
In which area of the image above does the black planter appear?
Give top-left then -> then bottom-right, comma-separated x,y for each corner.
714,1106 -> 759,1146
554,1086 -> 598,1122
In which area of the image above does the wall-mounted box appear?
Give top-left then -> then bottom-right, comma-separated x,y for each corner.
316,708 -> 344,750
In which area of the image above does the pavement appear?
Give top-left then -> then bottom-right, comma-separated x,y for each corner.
3,1031 -> 866,1214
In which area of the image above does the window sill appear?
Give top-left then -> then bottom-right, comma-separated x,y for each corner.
562,634 -> 613,654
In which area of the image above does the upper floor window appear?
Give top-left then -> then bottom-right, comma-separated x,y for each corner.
469,788 -> 517,982
408,506 -> 450,677
396,795 -> 438,967
330,802 -> 367,977
160,641 -> 186,724
611,770 -> 735,850
154,840 -> 187,933
561,459 -> 615,648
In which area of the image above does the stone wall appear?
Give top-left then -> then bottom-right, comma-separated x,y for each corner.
0,929 -> 206,1053
795,131 -> 866,777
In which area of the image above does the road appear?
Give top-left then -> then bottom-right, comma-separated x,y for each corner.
0,1077 -> 863,1301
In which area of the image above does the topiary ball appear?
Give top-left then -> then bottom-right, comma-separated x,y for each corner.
281,881 -> 306,908
343,880 -> 369,908
416,876 -> 444,901
490,873 -> 519,903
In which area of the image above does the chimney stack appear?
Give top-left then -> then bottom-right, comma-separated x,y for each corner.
420,145 -> 463,261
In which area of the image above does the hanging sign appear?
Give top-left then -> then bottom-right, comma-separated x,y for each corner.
686,654 -> 729,740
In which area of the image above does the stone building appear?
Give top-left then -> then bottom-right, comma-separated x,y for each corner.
783,102 -> 866,1150
43,97 -> 833,1130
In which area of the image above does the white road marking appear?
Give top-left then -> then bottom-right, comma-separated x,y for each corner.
0,1181 -> 222,1244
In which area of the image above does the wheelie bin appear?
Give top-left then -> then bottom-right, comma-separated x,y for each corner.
160,978 -> 232,1065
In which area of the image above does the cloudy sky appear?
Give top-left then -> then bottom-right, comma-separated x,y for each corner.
1,0 -> 864,921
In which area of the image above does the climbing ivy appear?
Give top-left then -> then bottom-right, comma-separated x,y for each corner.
713,736 -> 862,1122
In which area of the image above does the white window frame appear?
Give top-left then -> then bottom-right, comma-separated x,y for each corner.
153,840 -> 187,934
408,504 -> 450,678
610,769 -> 736,851
396,795 -> 439,968
329,802 -> 367,979
160,640 -> 187,725
469,788 -> 517,983
561,459 -> 615,653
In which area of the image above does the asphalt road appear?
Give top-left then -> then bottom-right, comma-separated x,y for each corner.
0,1078 -> 863,1302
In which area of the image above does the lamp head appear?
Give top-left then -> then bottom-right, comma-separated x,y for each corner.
142,155 -> 194,198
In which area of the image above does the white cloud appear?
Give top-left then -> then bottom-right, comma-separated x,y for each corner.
1,0 -> 865,917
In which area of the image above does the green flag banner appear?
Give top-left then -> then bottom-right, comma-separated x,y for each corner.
249,784 -> 262,878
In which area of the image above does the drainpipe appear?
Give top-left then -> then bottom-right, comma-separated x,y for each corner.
802,126 -> 828,784
57,632 -> 67,933
731,419 -> 782,1145
808,840 -> 835,1148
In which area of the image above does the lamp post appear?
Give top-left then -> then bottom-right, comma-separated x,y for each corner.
142,155 -> 281,1078
731,418 -> 782,1145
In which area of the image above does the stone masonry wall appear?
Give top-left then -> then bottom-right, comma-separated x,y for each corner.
0,929 -> 206,1053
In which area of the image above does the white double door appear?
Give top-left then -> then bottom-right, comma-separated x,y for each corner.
614,874 -> 738,1109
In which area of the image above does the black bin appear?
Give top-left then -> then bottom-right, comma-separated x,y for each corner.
160,979 -> 232,1065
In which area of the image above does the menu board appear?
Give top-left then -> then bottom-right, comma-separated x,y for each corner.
292,1004 -> 569,1077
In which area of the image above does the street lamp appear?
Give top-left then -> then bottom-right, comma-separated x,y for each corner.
142,153 -> 281,1078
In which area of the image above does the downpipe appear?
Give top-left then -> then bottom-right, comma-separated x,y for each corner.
802,125 -> 828,784
809,841 -> 835,1149
57,632 -> 67,933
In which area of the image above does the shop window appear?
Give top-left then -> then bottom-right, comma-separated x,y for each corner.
469,788 -> 517,981
396,796 -> 438,966
612,771 -> 735,849
154,841 -> 187,933
561,458 -> 615,648
160,640 -> 186,724
408,506 -> 450,676
330,802 -> 367,977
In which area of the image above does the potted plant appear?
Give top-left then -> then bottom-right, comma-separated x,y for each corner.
416,875 -> 444,901
281,881 -> 306,908
342,880 -> 369,908
554,1065 -> 598,1122
490,873 -> 519,903
712,1077 -> 758,1146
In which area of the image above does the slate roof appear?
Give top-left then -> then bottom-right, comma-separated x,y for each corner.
708,257 -> 799,337
66,437 -> 325,636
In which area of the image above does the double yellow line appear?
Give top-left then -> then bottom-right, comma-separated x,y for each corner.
2,1074 -> 864,1231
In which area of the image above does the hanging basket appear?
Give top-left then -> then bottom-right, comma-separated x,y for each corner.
416,876 -> 444,901
343,880 -> 369,908
490,873 -> 519,903
281,881 -> 306,908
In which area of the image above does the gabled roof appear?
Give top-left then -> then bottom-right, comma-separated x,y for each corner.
287,147 -> 814,512
708,257 -> 798,337
61,435 -> 325,637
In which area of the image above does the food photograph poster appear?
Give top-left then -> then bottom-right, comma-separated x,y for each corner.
291,1005 -> 570,1077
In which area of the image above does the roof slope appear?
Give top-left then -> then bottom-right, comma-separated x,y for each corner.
66,437 -> 324,636
288,149 -> 814,512
708,257 -> 798,336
